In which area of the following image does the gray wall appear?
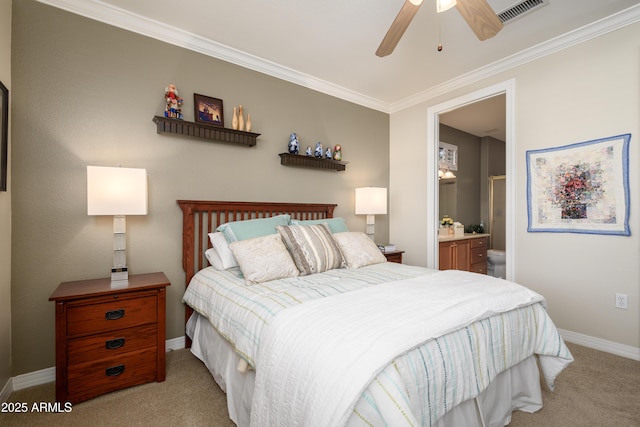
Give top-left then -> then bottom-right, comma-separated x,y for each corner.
0,0 -> 12,395
11,0 -> 390,375
439,124 -> 482,227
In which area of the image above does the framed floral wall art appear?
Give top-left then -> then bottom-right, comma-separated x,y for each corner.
526,134 -> 631,236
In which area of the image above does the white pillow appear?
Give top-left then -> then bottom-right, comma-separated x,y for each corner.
332,232 -> 387,268
229,234 -> 300,285
208,232 -> 238,269
204,248 -> 225,270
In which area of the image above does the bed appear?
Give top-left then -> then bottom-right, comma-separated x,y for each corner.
178,200 -> 573,427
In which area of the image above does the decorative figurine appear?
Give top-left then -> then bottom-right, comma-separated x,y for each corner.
333,144 -> 342,161
314,142 -> 323,158
164,84 -> 183,119
288,133 -> 299,154
325,147 -> 332,159
246,114 -> 252,132
232,107 -> 239,130
238,105 -> 245,131
306,146 -> 312,156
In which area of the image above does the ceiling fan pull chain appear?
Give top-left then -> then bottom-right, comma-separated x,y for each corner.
437,10 -> 444,51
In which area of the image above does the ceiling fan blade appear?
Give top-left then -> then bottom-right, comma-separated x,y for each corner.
455,0 -> 503,41
376,1 -> 421,57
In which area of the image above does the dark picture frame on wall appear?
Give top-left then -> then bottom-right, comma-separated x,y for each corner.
0,80 -> 8,192
194,94 -> 224,127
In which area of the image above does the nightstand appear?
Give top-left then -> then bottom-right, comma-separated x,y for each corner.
383,250 -> 404,264
49,272 -> 170,404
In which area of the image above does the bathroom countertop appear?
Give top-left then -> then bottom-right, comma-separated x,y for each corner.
438,233 -> 490,242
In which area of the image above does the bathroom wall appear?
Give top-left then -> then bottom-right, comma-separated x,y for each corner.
438,124 -> 481,228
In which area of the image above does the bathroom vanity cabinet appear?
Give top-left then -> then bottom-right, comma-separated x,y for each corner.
439,235 -> 488,274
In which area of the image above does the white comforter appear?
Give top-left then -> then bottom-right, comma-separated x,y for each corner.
249,270 -> 567,427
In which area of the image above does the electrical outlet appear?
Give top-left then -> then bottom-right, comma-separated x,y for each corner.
615,293 -> 628,310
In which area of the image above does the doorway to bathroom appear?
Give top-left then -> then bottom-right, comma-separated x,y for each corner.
426,80 -> 515,281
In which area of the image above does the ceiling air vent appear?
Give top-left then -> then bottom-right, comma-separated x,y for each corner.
498,0 -> 548,24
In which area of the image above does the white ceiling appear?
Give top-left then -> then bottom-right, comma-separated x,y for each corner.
39,0 -> 640,137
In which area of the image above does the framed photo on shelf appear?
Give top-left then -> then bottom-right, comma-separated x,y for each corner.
0,80 -> 8,192
194,94 -> 224,127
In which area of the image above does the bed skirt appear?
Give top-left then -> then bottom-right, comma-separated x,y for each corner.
187,312 -> 543,427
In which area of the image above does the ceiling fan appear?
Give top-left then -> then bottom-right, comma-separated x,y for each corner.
376,0 -> 503,57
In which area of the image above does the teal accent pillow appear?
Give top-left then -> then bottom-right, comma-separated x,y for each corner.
289,217 -> 348,233
217,214 -> 291,242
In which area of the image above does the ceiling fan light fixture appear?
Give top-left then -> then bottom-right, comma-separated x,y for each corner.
437,0 -> 457,13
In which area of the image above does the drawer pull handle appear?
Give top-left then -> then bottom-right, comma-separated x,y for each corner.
105,309 -> 125,320
105,364 -> 125,377
105,338 -> 125,350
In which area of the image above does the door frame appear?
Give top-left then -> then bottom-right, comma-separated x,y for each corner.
426,79 -> 516,281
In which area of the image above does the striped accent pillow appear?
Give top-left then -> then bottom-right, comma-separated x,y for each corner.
277,224 -> 344,275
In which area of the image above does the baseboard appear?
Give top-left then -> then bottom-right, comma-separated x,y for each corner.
11,366 -> 55,392
5,331 -> 639,398
166,335 -> 186,351
1,377 -> 12,403
8,336 -> 188,395
559,328 -> 640,361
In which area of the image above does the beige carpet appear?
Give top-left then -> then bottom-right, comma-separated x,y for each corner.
2,343 -> 639,426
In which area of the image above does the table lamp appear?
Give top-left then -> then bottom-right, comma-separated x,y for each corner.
355,187 -> 387,241
87,166 -> 148,282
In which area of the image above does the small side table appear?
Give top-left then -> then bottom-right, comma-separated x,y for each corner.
383,250 -> 404,264
49,272 -> 170,403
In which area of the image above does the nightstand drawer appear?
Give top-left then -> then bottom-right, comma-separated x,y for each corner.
67,291 -> 158,337
67,323 -> 157,365
67,348 -> 157,403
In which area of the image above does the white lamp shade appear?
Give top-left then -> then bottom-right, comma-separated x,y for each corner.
355,187 -> 387,215
87,166 -> 148,215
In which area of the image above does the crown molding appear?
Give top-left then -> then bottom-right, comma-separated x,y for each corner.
37,1 -> 640,114
35,0 -> 388,112
389,3 -> 640,113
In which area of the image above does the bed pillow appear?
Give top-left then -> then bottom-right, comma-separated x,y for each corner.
204,247 -> 225,270
208,232 -> 238,269
229,233 -> 299,285
277,224 -> 344,275
217,214 -> 291,243
289,217 -> 349,233
332,231 -> 387,268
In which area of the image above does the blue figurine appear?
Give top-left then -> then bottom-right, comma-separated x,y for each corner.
288,133 -> 299,154
305,146 -> 312,156
325,147 -> 332,159
314,142 -> 323,158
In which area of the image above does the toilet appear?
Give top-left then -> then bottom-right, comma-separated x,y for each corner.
487,249 -> 506,279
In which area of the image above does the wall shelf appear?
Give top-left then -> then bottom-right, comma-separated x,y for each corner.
152,116 -> 260,147
279,153 -> 348,171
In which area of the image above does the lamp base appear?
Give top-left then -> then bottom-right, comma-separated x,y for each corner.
111,267 -> 128,281
365,214 -> 376,241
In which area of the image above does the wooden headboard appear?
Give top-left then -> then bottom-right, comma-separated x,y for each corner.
177,200 -> 337,345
